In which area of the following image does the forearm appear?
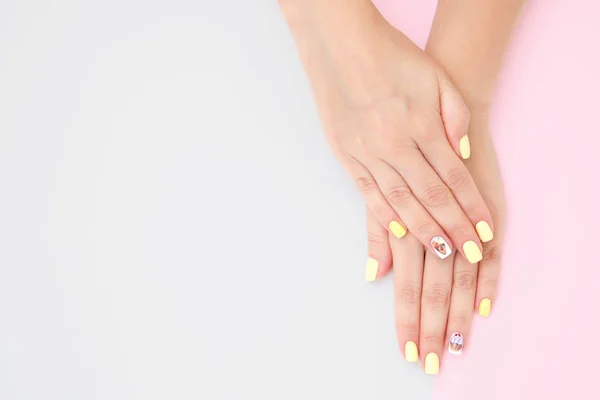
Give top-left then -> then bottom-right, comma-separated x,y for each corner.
277,0 -> 414,105
277,0 -> 377,34
426,0 -> 527,110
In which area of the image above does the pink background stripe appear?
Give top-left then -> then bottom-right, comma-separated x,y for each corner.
376,0 -> 600,398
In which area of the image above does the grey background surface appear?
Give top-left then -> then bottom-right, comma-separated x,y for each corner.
0,1 -> 432,399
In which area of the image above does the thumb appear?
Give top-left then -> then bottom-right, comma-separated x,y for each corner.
437,71 -> 471,160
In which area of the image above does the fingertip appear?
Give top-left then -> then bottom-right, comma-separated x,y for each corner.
365,257 -> 379,282
475,221 -> 494,242
389,220 -> 407,239
462,240 -> 483,264
459,135 -> 471,159
478,298 -> 492,317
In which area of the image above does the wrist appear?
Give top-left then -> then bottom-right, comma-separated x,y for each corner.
279,0 -> 384,49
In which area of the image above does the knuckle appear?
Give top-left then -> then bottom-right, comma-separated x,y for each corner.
396,321 -> 419,337
355,176 -> 377,193
419,184 -> 451,208
396,282 -> 422,305
386,184 -> 413,207
479,275 -> 498,289
368,231 -> 387,246
417,221 -> 436,236
421,334 -> 444,346
482,245 -> 502,263
448,314 -> 471,328
423,284 -> 450,309
445,168 -> 470,193
449,222 -> 471,236
453,270 -> 477,291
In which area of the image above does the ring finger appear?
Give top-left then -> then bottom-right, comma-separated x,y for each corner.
445,254 -> 478,357
419,251 -> 453,375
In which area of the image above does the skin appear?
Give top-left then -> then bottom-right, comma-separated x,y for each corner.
370,0 -> 526,371
278,0 -> 494,263
278,0 -> 525,373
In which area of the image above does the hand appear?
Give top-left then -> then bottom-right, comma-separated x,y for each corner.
282,0 -> 494,263
366,114 -> 506,374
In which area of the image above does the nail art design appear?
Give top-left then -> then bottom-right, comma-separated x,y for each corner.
448,332 -> 464,355
431,236 -> 452,259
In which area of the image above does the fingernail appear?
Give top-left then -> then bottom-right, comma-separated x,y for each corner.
405,341 -> 419,363
424,353 -> 439,375
448,332 -> 464,355
479,298 -> 492,317
365,257 -> 379,282
389,220 -> 407,239
459,135 -> 471,159
431,236 -> 452,259
476,221 -> 494,242
463,240 -> 483,264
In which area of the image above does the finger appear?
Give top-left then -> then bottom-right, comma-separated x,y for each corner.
389,147 -> 484,264
367,159 -> 454,260
391,234 -> 424,363
445,254 -> 477,356
475,236 -> 503,317
365,206 -> 392,282
419,251 -> 453,375
415,121 -> 495,245
344,156 -> 408,242
437,72 -> 472,160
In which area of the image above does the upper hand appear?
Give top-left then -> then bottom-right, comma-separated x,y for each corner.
299,7 -> 494,262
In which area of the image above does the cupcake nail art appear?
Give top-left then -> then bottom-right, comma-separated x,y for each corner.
448,332 -> 464,355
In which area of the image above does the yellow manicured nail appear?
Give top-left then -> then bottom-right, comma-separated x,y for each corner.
476,221 -> 494,243
463,240 -> 483,264
479,298 -> 492,317
365,257 -> 379,282
459,135 -> 471,159
389,220 -> 407,239
405,341 -> 419,363
424,353 -> 439,375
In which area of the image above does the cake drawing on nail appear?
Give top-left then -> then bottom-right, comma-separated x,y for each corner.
448,332 -> 464,355
431,236 -> 452,259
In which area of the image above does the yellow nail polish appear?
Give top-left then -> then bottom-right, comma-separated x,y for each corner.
405,341 -> 419,363
389,220 -> 407,239
425,353 -> 439,375
365,258 -> 379,282
459,135 -> 471,159
476,221 -> 494,243
479,298 -> 492,317
463,240 -> 483,264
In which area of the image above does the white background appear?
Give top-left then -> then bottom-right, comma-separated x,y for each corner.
0,1 -> 431,398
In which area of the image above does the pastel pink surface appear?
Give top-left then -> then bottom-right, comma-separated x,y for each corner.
376,0 -> 600,398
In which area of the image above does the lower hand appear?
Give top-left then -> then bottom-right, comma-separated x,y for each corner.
365,114 -> 506,374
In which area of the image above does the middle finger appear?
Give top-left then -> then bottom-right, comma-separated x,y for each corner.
390,146 -> 484,264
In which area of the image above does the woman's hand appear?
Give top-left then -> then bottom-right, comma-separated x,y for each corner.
367,115 -> 506,374
280,0 -> 494,262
